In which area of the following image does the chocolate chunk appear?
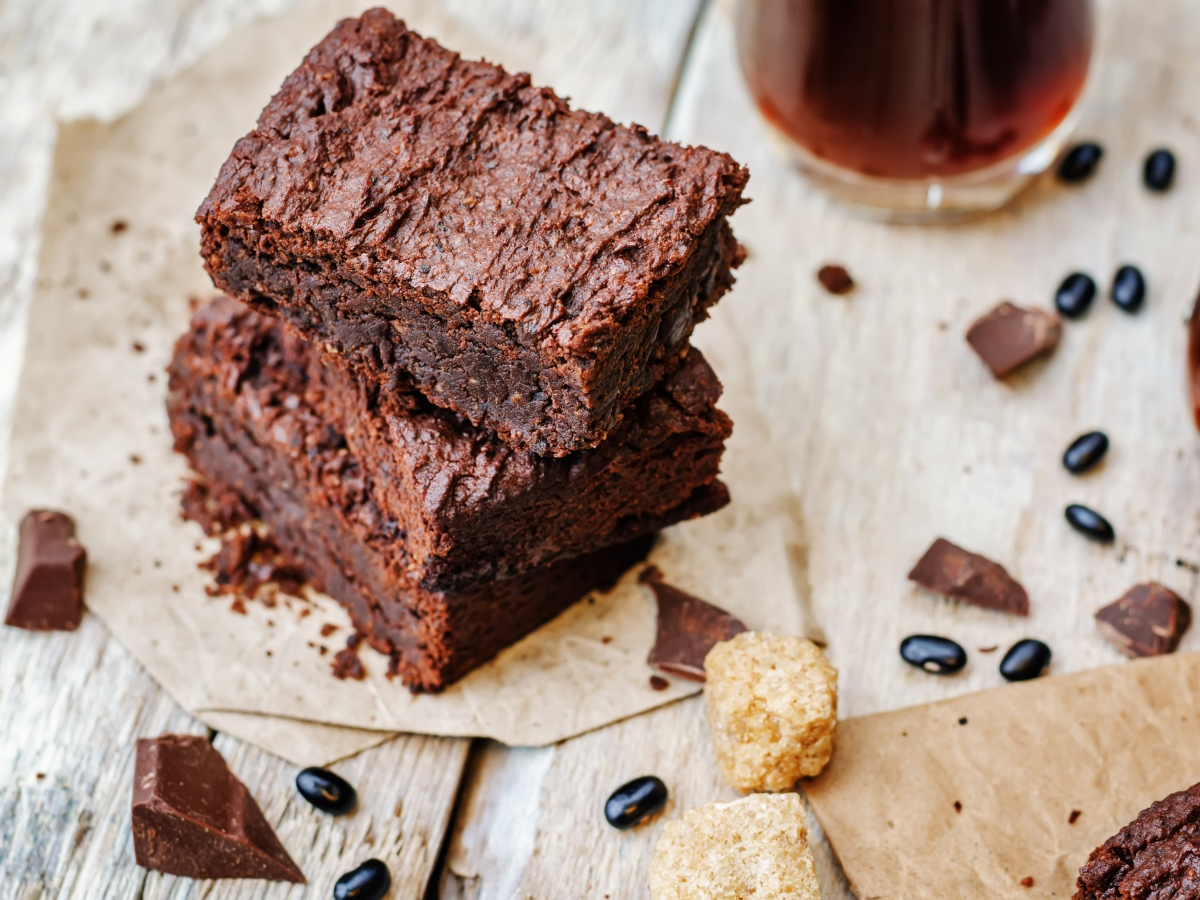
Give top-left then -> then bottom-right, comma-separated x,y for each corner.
908,538 -> 1029,616
132,734 -> 305,882
966,302 -> 1062,378
5,510 -> 86,631
817,264 -> 855,295
1095,583 -> 1191,658
1075,780 -> 1200,900
643,567 -> 747,681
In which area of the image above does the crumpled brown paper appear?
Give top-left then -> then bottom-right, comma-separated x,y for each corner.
805,652 -> 1200,899
0,0 -> 814,761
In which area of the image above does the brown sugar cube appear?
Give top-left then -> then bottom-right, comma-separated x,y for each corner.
966,301 -> 1062,378
703,632 -> 838,792
648,793 -> 820,900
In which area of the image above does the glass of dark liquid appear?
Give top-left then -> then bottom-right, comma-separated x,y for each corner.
737,0 -> 1095,220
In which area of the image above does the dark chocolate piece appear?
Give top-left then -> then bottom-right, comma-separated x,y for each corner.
1075,780 -> 1200,900
908,538 -> 1029,616
966,302 -> 1062,378
817,264 -> 854,295
642,566 -> 746,681
999,638 -> 1051,681
168,302 -> 668,691
169,297 -> 731,592
131,734 -> 305,882
899,634 -> 967,675
5,510 -> 86,631
1095,582 -> 1191,658
198,9 -> 748,457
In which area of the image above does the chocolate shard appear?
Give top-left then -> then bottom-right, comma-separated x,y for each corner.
5,510 -> 86,631
1074,780 -> 1200,900
966,301 -> 1062,378
132,734 -> 305,883
1095,582 -> 1191,658
908,538 -> 1030,616
642,566 -> 747,681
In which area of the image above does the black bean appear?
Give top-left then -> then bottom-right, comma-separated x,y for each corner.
1000,639 -> 1052,682
1143,149 -> 1176,192
605,776 -> 668,829
1057,143 -> 1104,183
900,635 -> 967,675
334,859 -> 391,900
1065,504 -> 1116,542
1054,272 -> 1097,319
1062,432 -> 1109,474
1111,265 -> 1146,313
295,767 -> 357,815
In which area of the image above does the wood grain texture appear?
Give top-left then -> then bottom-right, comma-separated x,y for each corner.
0,2 -> 708,898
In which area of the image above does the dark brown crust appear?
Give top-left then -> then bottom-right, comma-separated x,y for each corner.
197,8 -> 748,456
1075,781 -> 1200,900
166,299 -> 725,690
169,296 -> 730,591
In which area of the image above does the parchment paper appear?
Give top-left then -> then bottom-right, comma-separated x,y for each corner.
805,652 -> 1200,899
0,0 -> 814,759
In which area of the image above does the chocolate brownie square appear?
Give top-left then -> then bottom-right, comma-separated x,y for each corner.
169,297 -> 730,590
1075,780 -> 1200,900
198,8 -> 748,456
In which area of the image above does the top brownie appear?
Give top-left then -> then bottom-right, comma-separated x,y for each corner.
198,8 -> 748,456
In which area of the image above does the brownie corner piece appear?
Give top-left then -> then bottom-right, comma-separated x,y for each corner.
197,7 -> 748,456
1074,781 -> 1200,900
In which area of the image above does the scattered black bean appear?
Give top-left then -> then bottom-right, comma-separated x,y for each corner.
1143,149 -> 1176,192
1111,265 -> 1146,313
1054,272 -> 1097,319
900,635 -> 967,675
1065,504 -> 1116,543
295,766 -> 357,816
334,859 -> 391,900
1000,639 -> 1052,682
1062,432 -> 1109,474
1057,143 -> 1104,183
605,776 -> 668,829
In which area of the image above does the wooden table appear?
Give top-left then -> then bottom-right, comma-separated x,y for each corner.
3,0 -> 1197,897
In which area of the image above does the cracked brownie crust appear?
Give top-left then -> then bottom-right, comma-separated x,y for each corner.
1075,780 -> 1200,900
169,297 -> 730,591
198,8 -> 748,456
167,299 -> 677,690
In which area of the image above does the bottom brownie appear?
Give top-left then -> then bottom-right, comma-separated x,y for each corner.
169,358 -> 669,694
1075,780 -> 1200,900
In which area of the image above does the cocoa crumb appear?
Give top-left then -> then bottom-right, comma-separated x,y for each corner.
1069,809 -> 1082,824
320,623 -> 338,637
131,341 -> 145,353
230,598 -> 247,615
111,220 -> 128,234
1020,877 -> 1034,888
332,647 -> 365,680
954,801 -> 962,813
817,264 -> 855,295
649,675 -> 670,691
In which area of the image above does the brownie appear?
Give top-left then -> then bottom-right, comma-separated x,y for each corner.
167,301 -> 727,691
1075,781 -> 1200,900
197,8 -> 748,457
170,297 -> 730,590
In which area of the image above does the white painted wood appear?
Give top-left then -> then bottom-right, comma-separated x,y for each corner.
0,2 -> 708,898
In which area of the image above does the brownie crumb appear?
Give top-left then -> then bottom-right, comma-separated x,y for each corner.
958,717 -> 968,725
110,220 -> 127,234
230,598 -> 247,615
332,646 -> 365,680
817,264 -> 855,295
649,675 -> 670,691
320,623 -> 338,638
1070,809 -> 1082,824
1021,876 -> 1034,888
132,341 -> 145,353
954,801 -> 962,813
978,645 -> 999,653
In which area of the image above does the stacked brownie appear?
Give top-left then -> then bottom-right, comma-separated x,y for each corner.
170,9 -> 748,691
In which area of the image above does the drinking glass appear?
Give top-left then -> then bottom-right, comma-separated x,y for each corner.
737,0 -> 1096,221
